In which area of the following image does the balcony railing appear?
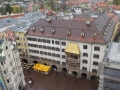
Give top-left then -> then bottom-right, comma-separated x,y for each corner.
66,57 -> 80,63
66,65 -> 79,70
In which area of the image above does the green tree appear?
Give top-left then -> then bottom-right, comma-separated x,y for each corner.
46,0 -> 55,10
113,0 -> 120,5
5,4 -> 13,14
0,7 -> 6,15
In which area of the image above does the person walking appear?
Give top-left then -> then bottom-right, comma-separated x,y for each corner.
29,80 -> 32,87
30,76 -> 33,80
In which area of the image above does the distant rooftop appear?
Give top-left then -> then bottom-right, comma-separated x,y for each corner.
104,42 -> 120,63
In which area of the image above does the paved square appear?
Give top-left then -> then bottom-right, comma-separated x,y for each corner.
22,68 -> 98,90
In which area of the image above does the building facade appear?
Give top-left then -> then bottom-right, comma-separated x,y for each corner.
98,42 -> 120,90
26,11 -> 119,79
0,40 -> 26,90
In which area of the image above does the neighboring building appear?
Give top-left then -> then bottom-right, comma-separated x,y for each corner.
98,42 -> 120,90
0,11 -> 45,61
0,40 -> 26,90
71,6 -> 82,14
25,11 -> 119,79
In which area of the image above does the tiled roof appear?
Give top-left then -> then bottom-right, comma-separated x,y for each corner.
96,2 -> 108,8
26,11 -> 118,44
108,5 -> 120,10
66,0 -> 90,5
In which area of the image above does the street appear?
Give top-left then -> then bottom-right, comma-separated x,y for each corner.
22,68 -> 98,90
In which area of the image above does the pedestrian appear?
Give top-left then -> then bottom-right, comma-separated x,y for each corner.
30,76 -> 33,80
29,80 -> 32,87
31,80 -> 34,85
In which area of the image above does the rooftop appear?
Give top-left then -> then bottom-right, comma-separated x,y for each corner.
26,11 -> 118,44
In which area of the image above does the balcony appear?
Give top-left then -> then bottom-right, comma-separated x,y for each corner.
66,57 -> 80,63
66,65 -> 79,70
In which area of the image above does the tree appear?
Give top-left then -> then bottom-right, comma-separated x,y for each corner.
5,4 -> 13,14
0,7 -> 6,15
46,0 -> 55,10
113,0 -> 120,5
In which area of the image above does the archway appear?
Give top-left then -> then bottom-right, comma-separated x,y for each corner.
81,73 -> 87,78
72,71 -> 77,77
62,68 -> 67,73
91,75 -> 97,80
22,59 -> 28,64
33,61 -> 38,65
43,63 -> 47,65
52,65 -> 57,71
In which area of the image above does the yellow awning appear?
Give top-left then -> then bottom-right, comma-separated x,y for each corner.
36,64 -> 46,71
32,63 -> 39,69
65,42 -> 80,54
42,66 -> 51,72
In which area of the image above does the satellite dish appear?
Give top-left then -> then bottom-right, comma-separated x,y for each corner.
13,41 -> 16,45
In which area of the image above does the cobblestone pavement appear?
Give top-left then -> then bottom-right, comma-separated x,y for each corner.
22,67 -> 98,90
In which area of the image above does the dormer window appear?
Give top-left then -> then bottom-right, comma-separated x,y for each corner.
51,28 -> 55,34
81,32 -> 85,37
67,31 -> 71,36
32,27 -> 35,31
40,27 -> 44,32
93,33 -> 96,38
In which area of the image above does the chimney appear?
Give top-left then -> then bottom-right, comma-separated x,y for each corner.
46,16 -> 51,22
86,18 -> 90,26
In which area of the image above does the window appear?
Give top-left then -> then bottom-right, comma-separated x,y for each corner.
47,40 -> 50,43
52,40 -> 54,44
52,47 -> 55,50
62,42 -> 66,46
48,52 -> 51,56
39,45 -> 42,48
56,54 -> 60,58
52,53 -> 55,56
82,67 -> 87,71
82,60 -> 88,64
62,55 -> 65,59
6,78 -> 11,83
83,53 -> 88,57
47,46 -> 51,50
62,62 -> 66,66
93,54 -> 99,59
93,61 -> 98,66
38,39 -> 41,42
83,45 -> 87,49
62,49 -> 65,52
32,38 -> 37,41
12,70 -> 15,75
44,52 -> 47,55
18,66 -> 21,70
1,61 -> 5,65
92,69 -> 97,73
55,41 -> 59,45
94,46 -> 100,51
56,48 -> 60,51
3,69 -> 8,74
42,39 -> 46,43
43,46 -> 46,49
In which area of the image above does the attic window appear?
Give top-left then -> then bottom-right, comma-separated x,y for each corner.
51,28 -> 55,34
67,31 -> 71,36
32,27 -> 35,31
93,33 -> 96,38
40,27 -> 44,32
81,32 -> 85,37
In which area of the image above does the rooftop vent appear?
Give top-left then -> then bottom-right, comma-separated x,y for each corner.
101,30 -> 107,35
67,31 -> 71,36
93,33 -> 96,38
51,28 -> 55,34
81,32 -> 85,37
32,27 -> 35,31
40,27 -> 44,32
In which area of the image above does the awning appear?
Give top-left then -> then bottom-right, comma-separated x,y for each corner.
32,63 -> 39,69
42,66 -> 51,72
65,42 -> 80,54
33,63 -> 51,72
